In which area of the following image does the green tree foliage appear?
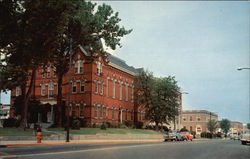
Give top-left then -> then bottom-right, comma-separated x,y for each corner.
220,119 -> 231,135
207,119 -> 218,134
247,123 -> 250,129
0,0 -> 78,129
135,70 -> 180,129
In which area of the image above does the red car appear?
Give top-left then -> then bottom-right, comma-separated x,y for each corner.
180,132 -> 193,141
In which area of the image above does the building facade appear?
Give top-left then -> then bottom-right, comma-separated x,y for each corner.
181,110 -> 218,135
10,46 -> 146,125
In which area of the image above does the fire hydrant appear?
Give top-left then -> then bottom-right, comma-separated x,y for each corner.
36,130 -> 43,143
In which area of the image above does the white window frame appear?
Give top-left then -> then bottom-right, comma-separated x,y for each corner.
94,104 -> 98,118
80,80 -> 85,93
112,79 -> 116,99
48,82 -> 54,98
119,82 -> 122,100
15,86 -> 20,96
41,84 -> 46,96
94,80 -> 98,94
125,83 -> 128,101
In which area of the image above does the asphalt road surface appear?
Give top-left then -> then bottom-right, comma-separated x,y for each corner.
0,140 -> 249,159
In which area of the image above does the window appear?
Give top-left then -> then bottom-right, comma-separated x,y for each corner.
106,78 -> 109,97
106,107 -> 109,119
75,60 -> 84,74
72,81 -> 77,93
112,80 -> 115,99
94,104 -> 98,118
72,103 -> 76,117
96,61 -> 102,76
15,86 -> 21,96
80,81 -> 85,93
183,118 -> 186,121
52,66 -> 56,77
125,83 -> 128,101
41,69 -> 45,78
41,84 -> 46,96
131,86 -> 134,102
190,116 -> 192,121
197,117 -> 201,121
100,82 -> 104,95
47,66 -> 51,78
100,105 -> 103,118
112,107 -> 115,120
48,82 -> 54,98
131,110 -> 134,121
190,126 -> 193,132
94,81 -> 98,94
119,82 -> 122,100
80,103 -> 84,117
125,109 -> 128,120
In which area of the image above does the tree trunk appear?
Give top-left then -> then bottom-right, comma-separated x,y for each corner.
19,68 -> 36,130
56,73 -> 63,127
155,122 -> 159,131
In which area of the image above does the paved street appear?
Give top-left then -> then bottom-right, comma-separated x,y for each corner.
0,140 -> 249,159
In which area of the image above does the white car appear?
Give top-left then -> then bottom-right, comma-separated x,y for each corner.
241,131 -> 250,145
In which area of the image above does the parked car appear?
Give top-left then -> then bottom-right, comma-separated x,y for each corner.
241,131 -> 250,145
230,133 -> 240,140
164,131 -> 185,141
164,132 -> 177,141
180,131 -> 193,141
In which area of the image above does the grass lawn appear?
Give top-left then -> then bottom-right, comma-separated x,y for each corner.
48,128 -> 160,135
0,128 -> 55,136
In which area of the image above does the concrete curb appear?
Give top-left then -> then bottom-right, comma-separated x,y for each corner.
0,139 -> 164,148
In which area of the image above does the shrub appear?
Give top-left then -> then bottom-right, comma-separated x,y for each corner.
123,121 -> 134,128
135,121 -> 143,129
3,118 -> 19,128
180,127 -> 189,132
100,122 -> 107,130
71,119 -> 80,130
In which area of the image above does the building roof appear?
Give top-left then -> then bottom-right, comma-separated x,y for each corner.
182,110 -> 218,117
107,54 -> 143,76
78,45 -> 143,76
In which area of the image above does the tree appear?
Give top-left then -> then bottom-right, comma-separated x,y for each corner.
247,123 -> 250,129
207,119 -> 218,135
135,71 -> 180,130
49,1 -> 132,127
220,119 -> 231,136
0,0 -> 77,129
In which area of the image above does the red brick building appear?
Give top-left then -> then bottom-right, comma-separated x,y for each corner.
11,46 -> 145,126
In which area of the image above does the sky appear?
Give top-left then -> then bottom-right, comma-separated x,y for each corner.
1,1 -> 249,123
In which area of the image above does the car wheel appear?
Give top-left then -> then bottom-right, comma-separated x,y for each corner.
241,141 -> 246,145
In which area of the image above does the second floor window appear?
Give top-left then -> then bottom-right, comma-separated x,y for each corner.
100,82 -> 104,95
41,84 -> 46,96
48,82 -> 54,98
125,83 -> 128,101
112,80 -> 115,99
15,86 -> 21,96
119,82 -> 122,100
100,105 -> 103,118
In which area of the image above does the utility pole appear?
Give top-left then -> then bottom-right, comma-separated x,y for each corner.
66,38 -> 73,142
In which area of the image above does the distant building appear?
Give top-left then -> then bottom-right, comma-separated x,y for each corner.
181,110 -> 218,135
229,121 -> 243,135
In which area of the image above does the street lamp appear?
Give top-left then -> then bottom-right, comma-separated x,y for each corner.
237,67 -> 250,71
175,91 -> 189,130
